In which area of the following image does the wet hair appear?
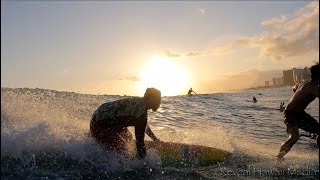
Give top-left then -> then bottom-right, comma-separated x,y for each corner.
310,63 -> 320,79
144,88 -> 161,99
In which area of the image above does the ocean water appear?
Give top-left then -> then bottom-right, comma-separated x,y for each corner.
1,87 -> 319,180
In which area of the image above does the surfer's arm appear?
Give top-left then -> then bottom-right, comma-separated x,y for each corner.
292,83 -> 299,93
146,125 -> 160,142
134,112 -> 148,158
135,122 -> 146,158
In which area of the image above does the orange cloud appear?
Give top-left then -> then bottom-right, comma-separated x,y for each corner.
160,48 -> 209,58
161,1 -> 319,60
118,76 -> 140,82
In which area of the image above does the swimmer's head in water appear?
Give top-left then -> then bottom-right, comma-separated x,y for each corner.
144,88 -> 161,111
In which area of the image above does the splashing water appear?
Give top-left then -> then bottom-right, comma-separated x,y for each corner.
1,87 -> 319,179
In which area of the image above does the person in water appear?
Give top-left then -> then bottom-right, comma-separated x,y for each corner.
90,87 -> 162,159
276,64 -> 319,161
253,96 -> 257,103
279,102 -> 285,112
187,88 -> 196,96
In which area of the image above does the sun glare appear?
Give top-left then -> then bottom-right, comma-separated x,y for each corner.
140,56 -> 190,96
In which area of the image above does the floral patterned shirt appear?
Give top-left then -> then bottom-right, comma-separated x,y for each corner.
92,97 -> 146,123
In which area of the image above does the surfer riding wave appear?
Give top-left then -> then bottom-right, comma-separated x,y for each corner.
90,88 -> 162,159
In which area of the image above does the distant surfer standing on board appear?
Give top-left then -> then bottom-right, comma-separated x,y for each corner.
276,64 -> 319,162
90,88 -> 162,159
188,88 -> 196,96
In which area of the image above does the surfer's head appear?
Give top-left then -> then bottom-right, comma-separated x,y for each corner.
144,88 -> 161,111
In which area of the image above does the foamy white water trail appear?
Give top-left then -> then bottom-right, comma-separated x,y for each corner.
1,87 -> 319,179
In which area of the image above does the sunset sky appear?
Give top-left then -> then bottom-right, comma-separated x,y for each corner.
1,1 -> 319,96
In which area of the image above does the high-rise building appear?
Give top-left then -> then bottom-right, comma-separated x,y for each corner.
283,67 -> 311,86
283,70 -> 294,86
293,68 -> 304,83
302,67 -> 311,80
276,77 -> 283,85
272,78 -> 277,86
265,81 -> 269,86
293,67 -> 311,83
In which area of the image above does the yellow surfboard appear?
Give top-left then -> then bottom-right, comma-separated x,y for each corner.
142,141 -> 232,168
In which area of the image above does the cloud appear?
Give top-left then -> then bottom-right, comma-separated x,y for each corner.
161,1 -> 319,60
160,48 -> 208,58
63,69 -> 69,73
118,76 -> 140,82
261,15 -> 288,31
251,1 -> 319,60
161,48 -> 184,58
160,48 -> 207,57
160,38 -> 248,58
198,8 -> 206,14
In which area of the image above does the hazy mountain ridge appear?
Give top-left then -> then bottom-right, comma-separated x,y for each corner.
200,68 -> 284,93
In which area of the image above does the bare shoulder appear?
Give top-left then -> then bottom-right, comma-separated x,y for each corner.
301,80 -> 317,88
303,81 -> 319,96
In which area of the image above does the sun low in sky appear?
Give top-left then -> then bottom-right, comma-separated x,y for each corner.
139,56 -> 190,96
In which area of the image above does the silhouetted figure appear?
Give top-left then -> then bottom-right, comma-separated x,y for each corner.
253,96 -> 257,103
276,64 -> 319,163
90,88 -> 162,159
187,88 -> 196,96
279,102 -> 285,112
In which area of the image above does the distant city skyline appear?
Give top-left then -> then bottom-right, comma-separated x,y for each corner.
264,66 -> 313,87
2,1 -> 319,96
